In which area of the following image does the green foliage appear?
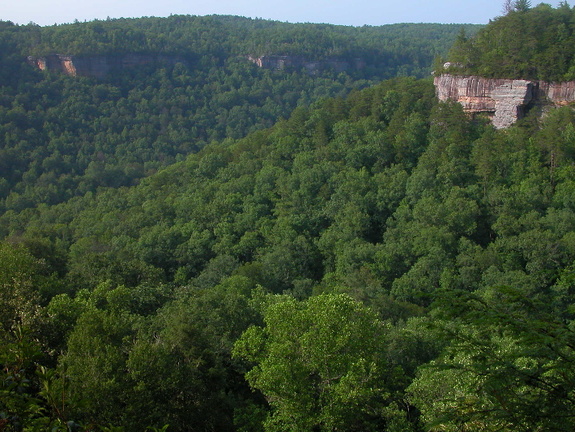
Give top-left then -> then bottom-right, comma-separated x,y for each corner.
409,286 -> 575,431
0,17 -> 476,215
2,11 -> 575,430
0,242 -> 43,333
233,293 -> 401,431
443,3 -> 575,81
21,16 -> 478,67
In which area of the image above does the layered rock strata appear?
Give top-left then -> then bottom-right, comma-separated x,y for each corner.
537,81 -> 575,105
27,54 -> 187,79
247,55 -> 366,75
29,53 -> 365,79
434,74 -> 575,128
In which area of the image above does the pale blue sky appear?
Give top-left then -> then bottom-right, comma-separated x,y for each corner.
1,0 -> 566,27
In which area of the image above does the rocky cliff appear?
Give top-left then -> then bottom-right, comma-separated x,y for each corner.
537,81 -> 575,105
29,53 -> 366,79
27,54 -> 188,79
247,55 -> 366,75
434,74 -> 575,128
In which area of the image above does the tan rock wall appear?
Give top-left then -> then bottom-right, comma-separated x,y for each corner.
538,81 -> 575,105
27,54 -> 187,79
434,74 -> 575,128
247,55 -> 364,75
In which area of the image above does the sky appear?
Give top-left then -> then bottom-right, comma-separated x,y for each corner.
0,0 -> 567,27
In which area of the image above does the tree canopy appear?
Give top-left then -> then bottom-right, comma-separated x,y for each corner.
443,2 -> 575,81
2,9 -> 575,432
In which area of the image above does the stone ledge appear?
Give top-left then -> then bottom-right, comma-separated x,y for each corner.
27,54 -> 188,79
434,74 -> 575,128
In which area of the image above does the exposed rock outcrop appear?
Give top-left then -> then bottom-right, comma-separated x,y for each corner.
247,55 -> 366,75
29,53 -> 366,79
434,74 -> 575,128
27,54 -> 188,79
434,74 -> 534,128
537,81 -> 575,105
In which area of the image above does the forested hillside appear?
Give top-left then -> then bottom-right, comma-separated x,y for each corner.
3,5 -> 575,432
0,17 -> 478,215
443,1 -> 575,80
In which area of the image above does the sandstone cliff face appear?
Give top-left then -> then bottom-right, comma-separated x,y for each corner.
27,54 -> 187,78
247,55 -> 366,75
434,74 -> 534,128
434,74 -> 575,128
537,81 -> 575,105
30,53 -> 364,78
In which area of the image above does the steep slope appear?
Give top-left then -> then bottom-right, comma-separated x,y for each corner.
0,17 -> 477,213
434,73 -> 575,128
433,4 -> 575,128
3,73 -> 575,431
4,8 -> 575,432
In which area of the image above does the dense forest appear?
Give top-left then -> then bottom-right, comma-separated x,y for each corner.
443,1 -> 575,80
0,16 -> 479,215
3,4 -> 575,432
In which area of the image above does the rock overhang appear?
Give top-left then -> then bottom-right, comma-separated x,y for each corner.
434,74 -> 575,128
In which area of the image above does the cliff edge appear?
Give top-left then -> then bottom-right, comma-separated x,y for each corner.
247,55 -> 366,75
28,53 -> 367,79
434,74 -> 575,128
27,54 -> 188,79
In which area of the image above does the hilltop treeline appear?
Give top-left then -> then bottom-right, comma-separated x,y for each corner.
20,15 -> 477,63
3,8 -> 575,432
444,1 -> 575,81
0,17 -> 477,214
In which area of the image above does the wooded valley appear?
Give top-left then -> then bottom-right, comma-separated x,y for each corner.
2,5 -> 575,432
